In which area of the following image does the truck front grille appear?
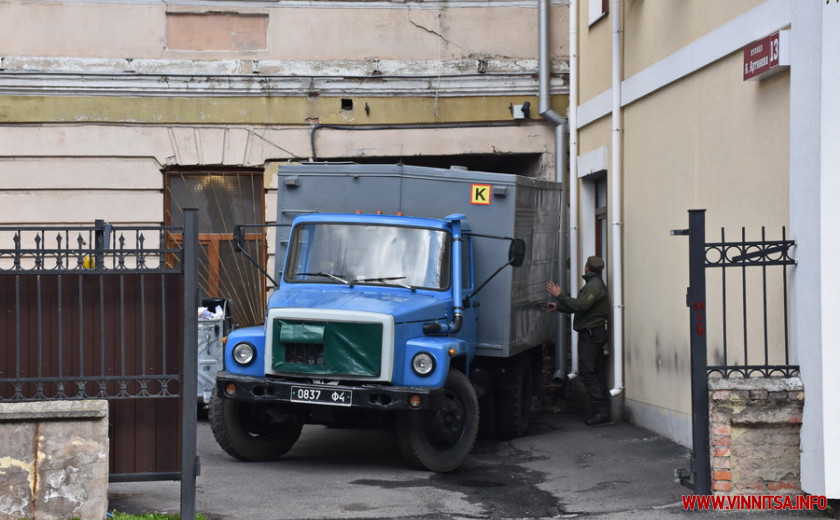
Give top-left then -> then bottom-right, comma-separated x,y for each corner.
271,319 -> 383,377
285,343 -> 324,366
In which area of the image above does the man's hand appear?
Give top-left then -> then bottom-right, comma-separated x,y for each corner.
546,280 -> 563,298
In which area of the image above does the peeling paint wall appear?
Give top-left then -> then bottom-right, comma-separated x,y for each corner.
0,0 -> 570,218
0,401 -> 109,520
0,1 -> 569,62
0,95 -> 567,125
0,123 -> 558,227
0,0 -> 569,340
167,12 -> 269,51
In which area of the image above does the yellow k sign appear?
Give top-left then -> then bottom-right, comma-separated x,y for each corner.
471,184 -> 491,205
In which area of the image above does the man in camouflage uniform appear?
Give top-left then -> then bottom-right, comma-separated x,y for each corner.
545,256 -> 611,425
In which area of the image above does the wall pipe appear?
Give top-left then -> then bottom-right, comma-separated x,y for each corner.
553,124 -> 569,381
566,0 -> 580,380
538,0 -> 569,382
609,0 -> 625,397
538,0 -> 566,129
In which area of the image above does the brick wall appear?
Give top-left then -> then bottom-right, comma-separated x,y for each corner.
709,377 -> 804,495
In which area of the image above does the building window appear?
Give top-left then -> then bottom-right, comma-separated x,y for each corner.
595,177 -> 608,266
589,0 -> 609,26
165,170 -> 266,327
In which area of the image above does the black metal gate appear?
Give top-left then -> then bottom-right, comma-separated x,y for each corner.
0,213 -> 199,519
672,209 -> 798,494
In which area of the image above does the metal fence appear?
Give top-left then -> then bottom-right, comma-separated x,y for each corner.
703,224 -> 798,378
0,213 -> 199,519
673,209 -> 798,496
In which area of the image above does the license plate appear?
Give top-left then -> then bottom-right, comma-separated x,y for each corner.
290,385 -> 352,407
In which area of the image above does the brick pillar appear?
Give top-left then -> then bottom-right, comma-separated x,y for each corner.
708,377 -> 804,495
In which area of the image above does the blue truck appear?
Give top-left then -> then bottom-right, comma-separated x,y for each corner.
209,163 -> 561,472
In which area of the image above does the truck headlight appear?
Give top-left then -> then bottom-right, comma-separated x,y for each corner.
411,352 -> 436,376
232,342 -> 256,366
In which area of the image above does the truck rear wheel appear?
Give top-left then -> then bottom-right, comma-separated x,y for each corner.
496,354 -> 533,440
395,369 -> 479,473
209,388 -> 303,462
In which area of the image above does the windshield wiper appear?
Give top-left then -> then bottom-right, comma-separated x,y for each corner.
295,272 -> 353,286
357,276 -> 415,291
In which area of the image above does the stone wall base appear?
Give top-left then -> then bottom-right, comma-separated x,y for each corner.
0,400 -> 109,520
709,377 -> 803,495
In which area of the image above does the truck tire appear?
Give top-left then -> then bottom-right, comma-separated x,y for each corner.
209,388 -> 303,462
496,354 -> 533,440
395,369 -> 479,473
477,389 -> 498,439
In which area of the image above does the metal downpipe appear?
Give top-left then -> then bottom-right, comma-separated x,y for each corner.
538,0 -> 569,382
566,0 -> 579,380
609,0 -> 624,398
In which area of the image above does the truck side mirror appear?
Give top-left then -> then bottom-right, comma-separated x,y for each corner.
508,239 -> 526,267
469,237 -> 527,300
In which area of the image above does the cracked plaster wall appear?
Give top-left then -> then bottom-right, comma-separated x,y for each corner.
0,400 -> 109,520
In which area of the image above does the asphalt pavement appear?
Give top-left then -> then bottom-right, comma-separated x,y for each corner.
108,407 -> 835,519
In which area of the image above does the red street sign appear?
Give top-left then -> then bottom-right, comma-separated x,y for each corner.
743,32 -> 785,81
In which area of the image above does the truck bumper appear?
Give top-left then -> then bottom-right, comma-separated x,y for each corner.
215,371 -> 442,411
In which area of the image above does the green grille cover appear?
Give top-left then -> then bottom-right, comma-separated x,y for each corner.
272,319 -> 382,376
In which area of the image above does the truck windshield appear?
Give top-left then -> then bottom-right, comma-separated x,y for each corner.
285,223 -> 451,290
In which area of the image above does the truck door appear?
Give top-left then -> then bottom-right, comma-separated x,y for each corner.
458,235 -> 478,344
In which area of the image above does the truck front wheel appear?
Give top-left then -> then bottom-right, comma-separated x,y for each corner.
395,369 -> 479,472
209,388 -> 303,462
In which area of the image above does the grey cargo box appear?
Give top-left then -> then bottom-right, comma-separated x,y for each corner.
271,162 -> 561,359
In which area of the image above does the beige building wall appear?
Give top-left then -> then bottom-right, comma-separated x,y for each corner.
621,56 -> 789,436
622,1 -> 763,76
0,0 -> 570,317
0,124 -> 556,226
0,0 -> 571,217
576,10 -> 612,104
574,0 -> 790,444
0,1 -> 570,229
1,2 -> 567,62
